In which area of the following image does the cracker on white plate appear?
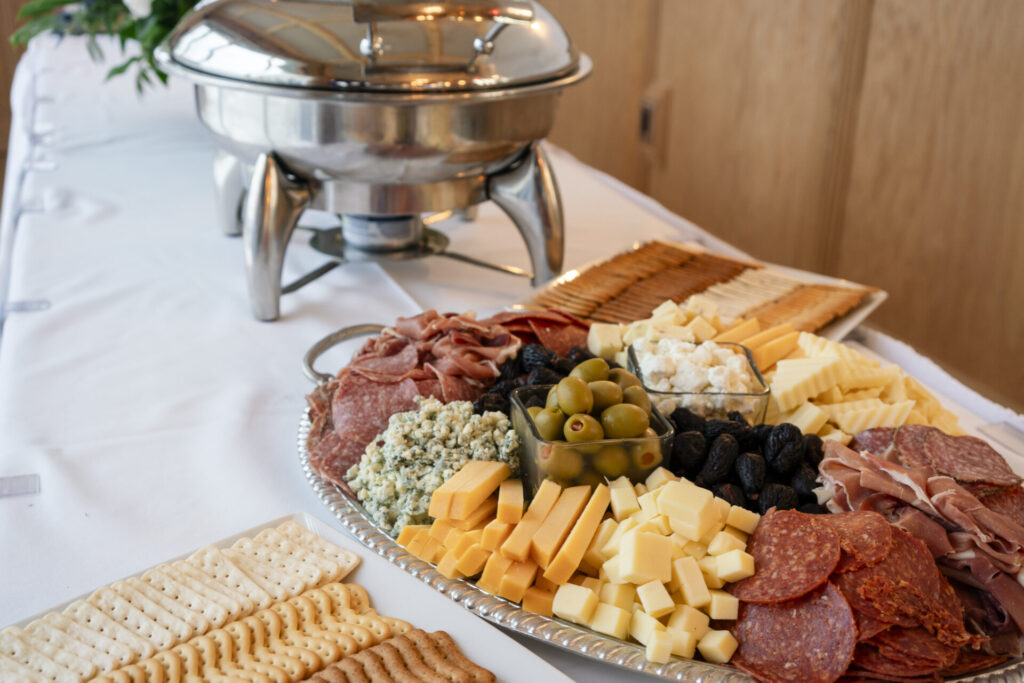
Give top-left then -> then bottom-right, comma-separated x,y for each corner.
36,612 -> 136,670
253,528 -> 342,584
150,564 -> 250,620
0,629 -> 80,683
233,535 -> 325,590
224,545 -> 308,601
122,576 -> 213,634
275,521 -> 360,580
183,546 -> 272,610
63,599 -> 154,660
105,582 -> 196,644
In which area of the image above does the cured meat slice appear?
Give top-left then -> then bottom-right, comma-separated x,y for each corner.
729,509 -> 841,603
870,627 -> 958,669
851,644 -> 943,678
528,319 -> 588,357
480,309 -> 589,357
732,583 -> 856,683
939,650 -> 1009,676
821,511 -> 893,573
849,427 -> 895,457
923,429 -> 1020,487
854,611 -> 891,641
973,485 -> 1024,529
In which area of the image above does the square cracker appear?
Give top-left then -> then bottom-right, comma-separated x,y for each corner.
105,582 -> 197,643
151,564 -> 251,619
182,546 -> 272,609
86,587 -> 179,652
122,576 -> 213,633
27,615 -> 129,673
1,625 -> 97,680
222,547 -> 306,602
275,522 -> 360,580
46,608 -> 144,665
232,536 -> 324,590
0,630 -> 80,682
252,529 -> 342,584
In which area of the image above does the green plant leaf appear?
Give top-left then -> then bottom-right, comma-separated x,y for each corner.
10,13 -> 62,46
17,0 -> 70,21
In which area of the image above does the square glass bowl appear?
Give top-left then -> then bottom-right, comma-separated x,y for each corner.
627,341 -> 770,424
510,385 -> 675,496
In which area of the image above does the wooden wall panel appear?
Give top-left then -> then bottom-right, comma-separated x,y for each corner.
0,2 -> 24,202
542,0 -> 658,190
645,0 -> 872,272
836,0 -> 1024,409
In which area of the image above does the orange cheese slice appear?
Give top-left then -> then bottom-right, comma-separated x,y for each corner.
498,560 -> 538,603
500,479 -> 561,563
543,484 -> 612,586
477,552 -> 514,595
403,528 -> 430,557
751,331 -> 800,373
396,524 -> 429,548
522,587 -> 555,617
448,461 -> 511,521
481,519 -> 513,552
451,494 -> 498,531
711,318 -> 761,344
428,462 -> 480,519
739,323 -> 796,350
455,544 -> 491,577
497,479 -> 524,524
530,485 -> 591,569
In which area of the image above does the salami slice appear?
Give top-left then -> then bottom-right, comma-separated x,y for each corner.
849,428 -> 895,457
972,485 -> 1024,529
732,583 -> 856,683
870,627 -> 958,669
821,511 -> 893,573
729,510 -> 841,604
854,611 -> 891,641
528,319 -> 588,357
923,428 -> 1020,487
939,650 -> 1009,677
851,644 -> 943,678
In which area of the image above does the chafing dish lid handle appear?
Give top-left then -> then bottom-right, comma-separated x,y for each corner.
352,0 -> 534,24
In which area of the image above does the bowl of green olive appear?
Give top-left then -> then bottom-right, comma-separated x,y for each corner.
510,358 -> 675,495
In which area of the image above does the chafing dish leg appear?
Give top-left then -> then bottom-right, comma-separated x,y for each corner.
488,142 -> 564,286
242,152 -> 312,321
213,149 -> 245,236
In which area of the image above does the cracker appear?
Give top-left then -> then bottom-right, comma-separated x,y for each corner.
130,657 -> 168,683
1,625 -> 97,680
375,616 -> 412,637
267,601 -> 353,661
28,615 -> 129,672
385,636 -> 455,683
62,600 -> 153,660
182,547 -> 272,610
275,522 -> 360,580
427,631 -> 495,683
223,547 -> 306,602
154,563 -> 251,619
336,612 -> 390,645
334,656 -> 371,683
319,584 -> 370,615
105,581 -> 197,643
221,621 -> 294,683
253,529 -> 343,584
238,615 -> 311,681
208,628 -> 288,683
149,649 -> 184,682
350,648 -> 393,680
0,630 -> 78,682
124,576 -> 215,633
398,630 -> 469,683
377,640 -> 447,683
86,587 -> 178,652
169,643 -> 203,676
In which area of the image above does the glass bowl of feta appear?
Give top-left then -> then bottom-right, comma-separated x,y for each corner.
510,385 -> 675,496
627,340 -> 770,423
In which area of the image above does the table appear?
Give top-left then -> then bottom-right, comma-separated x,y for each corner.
2,35 -> 1021,681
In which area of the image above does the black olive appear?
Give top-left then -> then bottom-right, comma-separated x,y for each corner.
671,407 -> 707,435
735,452 -> 767,498
519,344 -> 558,373
526,366 -> 562,386
713,483 -> 747,508
696,434 -> 739,487
498,360 -> 519,383
491,380 -> 516,397
727,411 -> 749,425
670,431 -> 706,476
552,357 -> 576,376
790,463 -> 820,499
764,424 -> 806,474
758,483 -> 799,514
798,502 -> 827,515
753,424 -> 774,451
473,393 -> 508,415
804,434 -> 825,468
567,346 -> 596,364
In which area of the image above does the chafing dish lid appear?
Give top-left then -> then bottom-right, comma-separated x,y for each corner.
166,0 -> 580,92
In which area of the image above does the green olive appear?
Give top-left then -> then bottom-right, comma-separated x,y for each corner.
564,413 -> 605,442
608,367 -> 643,390
574,469 -> 605,488
533,406 -> 567,441
545,385 -> 560,410
600,403 -> 650,438
622,385 -> 652,415
570,358 -> 611,383
593,445 -> 631,478
588,380 -> 623,414
643,427 -> 658,438
527,406 -> 543,419
541,447 -> 584,480
631,442 -> 664,471
556,376 -> 594,416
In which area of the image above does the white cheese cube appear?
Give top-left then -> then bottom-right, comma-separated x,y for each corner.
651,300 -> 685,322
646,629 -> 674,664
711,497 -> 731,525
683,541 -> 708,560
637,489 -> 661,518
587,323 -> 623,361
645,467 -> 676,490
698,555 -> 726,589
610,486 -> 640,521
628,608 -> 665,646
715,549 -> 755,582
685,316 -> 718,342
707,590 -> 739,620
697,630 -> 738,664
620,532 -> 672,584
588,602 -> 630,639
725,505 -> 760,534
601,555 -> 626,584
552,584 -> 598,625
599,583 -> 636,611
658,482 -> 718,541
706,530 -> 747,556
636,580 -> 675,619
667,604 -> 710,639
634,483 -> 649,496
671,556 -> 711,608
600,518 -> 637,558
721,525 -> 748,544
668,628 -> 697,659
584,518 -> 619,567
608,476 -> 632,489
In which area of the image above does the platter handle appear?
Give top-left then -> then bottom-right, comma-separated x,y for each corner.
302,324 -> 385,384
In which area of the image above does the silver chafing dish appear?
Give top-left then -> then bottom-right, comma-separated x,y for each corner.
157,0 -> 591,320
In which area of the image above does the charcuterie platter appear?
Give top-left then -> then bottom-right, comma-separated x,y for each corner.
300,299 -> 1024,683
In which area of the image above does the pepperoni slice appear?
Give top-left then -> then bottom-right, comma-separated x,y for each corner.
870,627 -> 958,669
729,509 -> 841,603
851,643 -> 943,678
821,511 -> 893,573
732,583 -> 856,683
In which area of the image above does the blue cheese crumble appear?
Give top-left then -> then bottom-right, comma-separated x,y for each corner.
345,396 -> 519,536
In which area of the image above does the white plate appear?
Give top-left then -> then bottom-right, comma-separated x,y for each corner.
13,512 -> 573,683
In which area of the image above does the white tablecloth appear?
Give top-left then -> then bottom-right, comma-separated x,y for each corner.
2,35 -> 1021,681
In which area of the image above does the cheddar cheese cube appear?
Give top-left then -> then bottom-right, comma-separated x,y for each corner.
646,629 -> 674,664
497,478 -> 524,524
668,628 -> 697,659
588,603 -> 630,640
619,532 -> 672,584
521,586 -> 555,617
706,530 -> 746,556
542,484 -> 611,585
404,528 -> 430,557
436,549 -> 465,579
477,552 -> 514,595
636,580 -> 675,619
449,461 -> 511,520
725,506 -> 760,535
429,519 -> 456,543
708,590 -> 739,620
671,556 -> 710,608
552,584 -> 598,625
451,495 -> 498,531
501,479 -> 561,562
451,529 -> 483,557
534,574 -> 558,593
711,318 -> 760,344
531,485 -> 590,568
610,485 -> 640,521
666,604 -> 710,639
715,549 -> 755,582
697,630 -> 738,664
455,544 -> 491,576
396,524 -> 430,547
480,519 -> 513,551
599,582 -> 635,611
628,608 -> 665,646
497,560 -> 538,603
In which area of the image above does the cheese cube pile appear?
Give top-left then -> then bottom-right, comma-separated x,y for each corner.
401,460 -> 758,666
758,331 -> 963,441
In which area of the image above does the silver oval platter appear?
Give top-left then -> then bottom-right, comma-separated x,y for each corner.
298,409 -> 1024,682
